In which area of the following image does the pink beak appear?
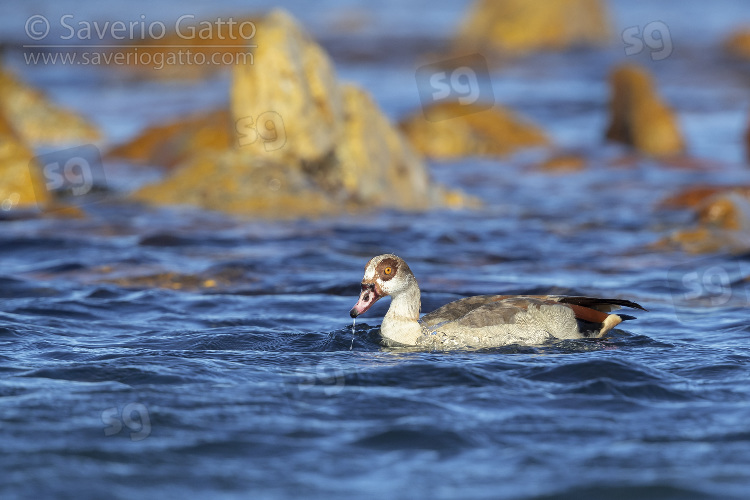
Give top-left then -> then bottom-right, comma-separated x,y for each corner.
350,282 -> 382,318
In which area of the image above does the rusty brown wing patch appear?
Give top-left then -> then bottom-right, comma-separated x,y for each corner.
376,257 -> 400,281
567,304 -> 611,325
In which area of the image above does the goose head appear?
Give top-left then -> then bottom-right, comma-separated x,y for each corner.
349,254 -> 416,318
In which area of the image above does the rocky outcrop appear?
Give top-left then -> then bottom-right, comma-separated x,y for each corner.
131,10 -> 464,218
398,102 -> 549,159
132,151 -> 337,218
724,29 -> 750,60
335,85 -> 437,207
657,187 -> 750,253
660,186 -> 750,210
0,109 -> 48,210
453,0 -> 611,56
229,11 -> 342,164
0,68 -> 99,146
657,226 -> 750,254
107,108 -> 233,169
696,193 -> 750,230
536,153 -> 587,172
605,64 -> 684,157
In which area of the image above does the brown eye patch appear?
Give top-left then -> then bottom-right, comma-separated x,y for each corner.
376,258 -> 399,281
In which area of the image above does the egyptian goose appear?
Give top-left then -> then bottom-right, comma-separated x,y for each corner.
349,254 -> 645,348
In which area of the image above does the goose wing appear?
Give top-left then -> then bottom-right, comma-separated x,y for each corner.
421,294 -> 646,333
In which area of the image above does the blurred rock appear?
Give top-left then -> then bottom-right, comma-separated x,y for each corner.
657,227 -> 726,254
336,85 -> 438,208
0,109 -> 48,210
660,185 -> 750,209
696,193 -> 750,230
454,0 -> 611,56
608,154 -> 721,172
606,153 -> 640,169
132,150 -> 337,219
106,16 -> 258,79
398,102 -> 549,159
41,204 -> 87,219
133,10 -> 466,218
106,272 -> 215,290
724,29 -> 750,59
656,156 -> 723,170
659,226 -> 750,255
658,190 -> 750,253
107,108 -> 233,169
0,67 -> 100,145
605,64 -> 684,157
230,10 -> 342,164
101,270 -> 246,291
536,153 -> 587,172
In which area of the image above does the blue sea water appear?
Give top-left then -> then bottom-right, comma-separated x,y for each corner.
2,1 -> 750,499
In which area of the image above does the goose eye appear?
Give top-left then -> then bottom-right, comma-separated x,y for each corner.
383,267 -> 392,275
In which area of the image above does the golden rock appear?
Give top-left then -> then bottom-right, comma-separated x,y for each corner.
605,64 -> 684,157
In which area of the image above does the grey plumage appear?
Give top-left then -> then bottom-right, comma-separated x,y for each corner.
418,297 -> 582,349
